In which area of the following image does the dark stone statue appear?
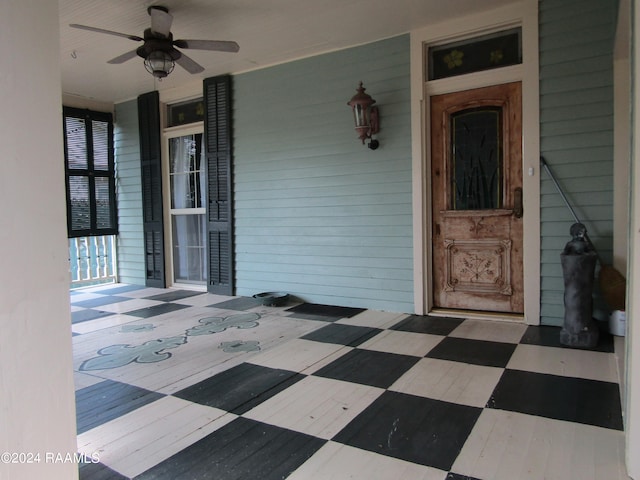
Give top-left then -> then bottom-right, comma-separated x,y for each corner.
559,223 -> 599,349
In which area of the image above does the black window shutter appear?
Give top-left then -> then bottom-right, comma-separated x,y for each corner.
138,91 -> 165,287
204,75 -> 234,295
63,107 -> 117,238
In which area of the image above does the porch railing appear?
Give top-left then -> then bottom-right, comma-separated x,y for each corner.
69,235 -> 117,288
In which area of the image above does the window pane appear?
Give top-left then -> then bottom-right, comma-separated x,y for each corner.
92,120 -> 110,171
65,117 -> 87,169
167,98 -> 205,127
69,175 -> 90,230
172,214 -> 206,284
94,177 -> 114,229
428,28 -> 522,81
169,133 -> 204,209
450,107 -> 502,210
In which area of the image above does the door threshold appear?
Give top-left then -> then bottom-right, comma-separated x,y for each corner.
429,308 -> 524,323
170,283 -> 207,292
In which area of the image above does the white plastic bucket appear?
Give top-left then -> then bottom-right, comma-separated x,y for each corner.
609,310 -> 626,337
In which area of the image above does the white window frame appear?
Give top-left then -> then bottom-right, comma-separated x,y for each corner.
162,121 -> 207,290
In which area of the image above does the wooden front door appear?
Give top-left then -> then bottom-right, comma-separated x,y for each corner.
431,82 -> 523,313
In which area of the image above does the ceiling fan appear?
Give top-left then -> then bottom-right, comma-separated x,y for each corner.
70,5 -> 239,78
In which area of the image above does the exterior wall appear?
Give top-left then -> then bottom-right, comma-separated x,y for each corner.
114,100 -> 145,285
0,1 -> 78,478
233,35 -> 414,312
539,0 -> 617,326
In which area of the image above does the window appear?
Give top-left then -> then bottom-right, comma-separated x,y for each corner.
168,132 -> 207,285
166,98 -> 205,127
450,107 -> 503,210
63,107 -> 117,237
428,28 -> 522,81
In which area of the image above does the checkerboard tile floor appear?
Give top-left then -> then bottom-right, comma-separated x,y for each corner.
72,284 -> 629,480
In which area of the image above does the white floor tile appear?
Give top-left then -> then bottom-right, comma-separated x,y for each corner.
114,287 -> 168,299
77,396 -> 235,478
288,442 -> 447,480
452,409 -> 630,480
507,344 -> 620,383
96,298 -> 164,314
173,293 -> 228,307
449,318 -> 527,343
69,292 -> 108,303
72,314 -> 139,335
243,376 -> 383,439
247,338 -> 351,373
358,330 -> 444,357
389,357 -> 503,408
336,311 -> 409,329
74,371 -> 105,391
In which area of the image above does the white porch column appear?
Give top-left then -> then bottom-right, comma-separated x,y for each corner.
0,1 -> 78,479
627,1 -> 640,477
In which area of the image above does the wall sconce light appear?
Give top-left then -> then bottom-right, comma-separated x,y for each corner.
347,82 -> 380,150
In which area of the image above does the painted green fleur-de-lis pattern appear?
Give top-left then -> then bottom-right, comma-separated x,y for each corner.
79,313 -> 261,371
219,340 -> 261,353
186,313 -> 260,336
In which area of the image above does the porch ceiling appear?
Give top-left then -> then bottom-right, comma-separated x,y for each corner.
60,0 -> 517,105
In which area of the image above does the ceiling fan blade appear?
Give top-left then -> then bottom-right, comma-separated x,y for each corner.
149,6 -> 173,38
69,24 -> 143,42
175,52 -> 205,74
107,49 -> 140,64
174,39 -> 239,53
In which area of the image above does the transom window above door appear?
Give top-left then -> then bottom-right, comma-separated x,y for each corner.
428,27 -> 522,81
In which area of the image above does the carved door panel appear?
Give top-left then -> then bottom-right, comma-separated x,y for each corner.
431,82 -> 523,313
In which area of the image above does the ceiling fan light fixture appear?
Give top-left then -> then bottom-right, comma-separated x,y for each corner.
144,50 -> 175,78
70,5 -> 239,79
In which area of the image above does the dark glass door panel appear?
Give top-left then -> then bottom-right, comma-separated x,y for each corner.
450,107 -> 502,210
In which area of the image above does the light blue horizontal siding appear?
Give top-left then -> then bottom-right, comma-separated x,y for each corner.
539,0 -> 617,326
114,99 -> 145,285
232,34 -> 413,312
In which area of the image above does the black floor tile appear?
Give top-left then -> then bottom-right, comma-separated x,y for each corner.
447,473 -> 483,480
286,302 -> 366,322
72,309 -> 114,324
75,380 -> 164,434
125,302 -> 190,318
391,315 -> 464,336
488,369 -> 624,430
173,363 -> 305,414
208,296 -> 262,311
134,417 -> 326,480
79,461 -> 128,480
313,349 -> 419,388
426,337 -> 516,368
144,290 -> 205,302
333,391 -> 482,471
72,296 -> 129,308
520,325 -> 615,353
91,284 -> 145,295
301,323 -> 382,347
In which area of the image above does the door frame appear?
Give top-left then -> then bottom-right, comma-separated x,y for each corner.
409,0 -> 540,324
